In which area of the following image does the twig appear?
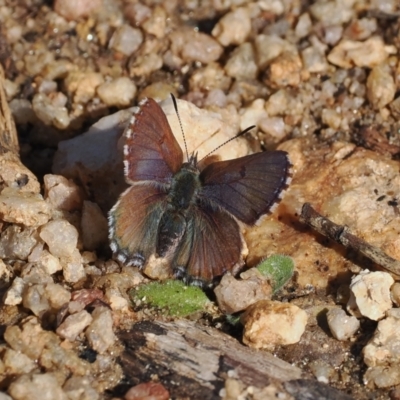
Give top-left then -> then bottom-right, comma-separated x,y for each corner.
300,202 -> 400,278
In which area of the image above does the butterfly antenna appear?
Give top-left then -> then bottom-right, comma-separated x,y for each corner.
171,93 -> 189,161
200,125 -> 256,162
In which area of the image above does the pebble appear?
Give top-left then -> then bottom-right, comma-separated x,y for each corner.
63,249 -> 86,283
81,200 -> 108,251
0,188 -> 50,227
109,25 -> 143,57
36,250 -> 62,275
125,381 -> 170,400
86,307 -> 116,354
366,64 -> 395,109
56,310 -> 93,341
241,300 -> 308,350
214,272 -> 272,314
321,108 -> 341,130
258,117 -> 287,142
105,288 -> 129,311
39,220 -> 78,259
0,225 -> 38,260
326,307 -> 360,340
142,5 -> 166,39
254,34 -> 296,70
225,42 -> 258,80
328,36 -> 391,69
295,13 -> 312,39
44,174 -> 83,212
309,0 -> 355,25
129,53 -> 163,78
189,62 -> 231,92
212,7 -> 251,46
239,98 -> 268,131
2,347 -> 36,374
64,71 -> 104,105
301,46 -> 329,73
23,284 -> 51,316
8,373 -> 68,400
391,282 -> 400,307
44,283 -> 71,309
54,0 -> 102,20
267,51 -> 303,87
170,28 -> 223,64
32,93 -> 70,130
97,77 -> 137,108
347,270 -> 394,321
4,276 -> 25,305
363,309 -> 400,388
63,377 -> 99,400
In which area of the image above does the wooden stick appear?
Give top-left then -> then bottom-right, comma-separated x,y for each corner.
300,203 -> 400,278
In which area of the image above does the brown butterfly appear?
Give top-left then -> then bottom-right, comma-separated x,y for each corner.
109,97 -> 291,285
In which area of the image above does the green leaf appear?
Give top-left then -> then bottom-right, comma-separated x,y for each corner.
256,254 -> 294,293
132,280 -> 210,317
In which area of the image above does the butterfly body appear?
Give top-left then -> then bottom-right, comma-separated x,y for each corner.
109,97 -> 292,285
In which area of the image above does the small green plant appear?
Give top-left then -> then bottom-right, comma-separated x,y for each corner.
132,280 -> 210,317
256,254 -> 294,293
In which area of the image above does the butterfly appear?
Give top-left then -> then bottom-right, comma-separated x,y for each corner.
108,96 -> 292,285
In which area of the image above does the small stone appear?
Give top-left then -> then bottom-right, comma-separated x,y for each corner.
44,283 -> 71,309
37,250 -> 63,275
86,307 -> 116,354
3,348 -> 36,374
391,282 -> 400,307
212,7 -> 251,46
4,277 -> 25,305
0,225 -> 38,260
267,51 -> 302,87
309,0 -> 355,25
97,77 -> 137,108
363,309 -> 400,388
63,249 -> 86,283
258,117 -> 286,142
23,284 -> 50,316
328,37 -> 391,69
54,0 -> 102,20
214,272 -> 272,314
225,42 -> 258,80
63,376 -> 99,400
125,381 -> 169,400
309,359 -> 336,384
8,373 -> 68,400
241,300 -> 308,350
109,25 -> 143,56
56,310 -> 93,341
105,288 -> 129,311
129,53 -> 163,78
64,71 -> 104,104
44,174 -> 83,212
170,29 -> 223,64
301,46 -> 329,73
367,64 -> 395,109
321,109 -> 341,130
254,34 -> 296,70
32,93 -> 70,130
347,270 -> 394,321
327,307 -> 360,340
189,62 -> 231,92
0,188 -> 50,227
40,220 -> 78,259
239,98 -> 268,131
141,5 -> 166,39
295,13 -> 312,39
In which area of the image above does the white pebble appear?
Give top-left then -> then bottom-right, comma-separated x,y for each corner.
109,25 -> 143,56
97,77 -> 137,108
327,308 -> 360,340
86,307 -> 116,354
56,310 -> 93,341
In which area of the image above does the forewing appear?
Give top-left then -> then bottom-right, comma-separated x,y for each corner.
172,205 -> 243,283
109,184 -> 167,266
199,151 -> 291,225
124,98 -> 183,183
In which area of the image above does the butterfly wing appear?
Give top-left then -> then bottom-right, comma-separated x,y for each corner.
109,184 -> 168,267
172,204 -> 244,283
124,98 -> 183,184
199,151 -> 291,225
